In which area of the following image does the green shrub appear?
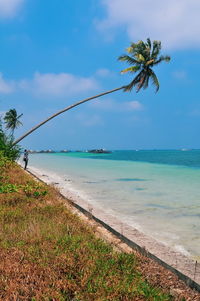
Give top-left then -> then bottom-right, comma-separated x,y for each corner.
0,129 -> 21,161
23,182 -> 48,198
0,183 -> 19,193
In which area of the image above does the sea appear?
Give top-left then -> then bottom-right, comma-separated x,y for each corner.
26,150 -> 200,261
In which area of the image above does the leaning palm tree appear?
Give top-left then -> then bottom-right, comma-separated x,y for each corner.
118,39 -> 170,92
4,109 -> 23,137
13,39 -> 170,146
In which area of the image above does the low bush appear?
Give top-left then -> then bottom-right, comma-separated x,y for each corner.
0,129 -> 21,161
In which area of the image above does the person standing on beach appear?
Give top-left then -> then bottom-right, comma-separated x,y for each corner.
23,149 -> 29,170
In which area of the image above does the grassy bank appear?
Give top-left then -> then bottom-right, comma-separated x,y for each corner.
0,153 -> 174,300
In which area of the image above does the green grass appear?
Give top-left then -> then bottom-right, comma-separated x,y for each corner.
0,152 -> 173,300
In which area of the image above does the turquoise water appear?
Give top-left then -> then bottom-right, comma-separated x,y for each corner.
26,150 -> 200,260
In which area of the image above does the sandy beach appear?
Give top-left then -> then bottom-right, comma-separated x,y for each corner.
26,163 -> 200,291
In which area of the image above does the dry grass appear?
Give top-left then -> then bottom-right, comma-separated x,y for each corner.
0,154 -> 175,300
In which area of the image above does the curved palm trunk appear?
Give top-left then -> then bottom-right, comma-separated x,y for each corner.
13,86 -> 124,146
11,129 -> 14,138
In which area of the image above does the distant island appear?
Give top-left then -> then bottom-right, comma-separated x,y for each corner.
87,149 -> 111,154
28,149 -> 112,154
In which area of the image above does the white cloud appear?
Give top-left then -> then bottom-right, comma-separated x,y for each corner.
0,71 -> 100,98
96,68 -> 112,77
19,72 -> 99,97
124,100 -> 144,111
0,73 -> 14,93
0,0 -> 24,19
90,98 -> 144,112
98,0 -> 200,49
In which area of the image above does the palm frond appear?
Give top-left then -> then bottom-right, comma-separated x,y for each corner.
126,46 -> 134,54
143,74 -> 150,90
16,120 -> 23,127
118,55 -> 140,66
127,41 -> 148,60
123,70 -> 144,92
4,109 -> 23,134
137,40 -> 146,50
145,59 -> 155,66
127,42 -> 138,52
154,55 -> 171,65
136,73 -> 147,92
119,38 -> 170,94
135,53 -> 145,62
163,55 -> 171,62
152,40 -> 161,59
120,66 -> 140,74
146,38 -> 151,49
149,69 -> 160,92
17,113 -> 23,119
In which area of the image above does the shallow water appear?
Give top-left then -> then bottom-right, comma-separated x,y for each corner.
26,150 -> 200,260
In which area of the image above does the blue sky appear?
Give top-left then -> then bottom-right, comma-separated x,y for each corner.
0,0 -> 200,150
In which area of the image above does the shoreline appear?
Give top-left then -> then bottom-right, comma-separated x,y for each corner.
26,152 -> 200,261
26,164 -> 200,291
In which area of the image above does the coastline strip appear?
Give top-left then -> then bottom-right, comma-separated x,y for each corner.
27,165 -> 200,292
